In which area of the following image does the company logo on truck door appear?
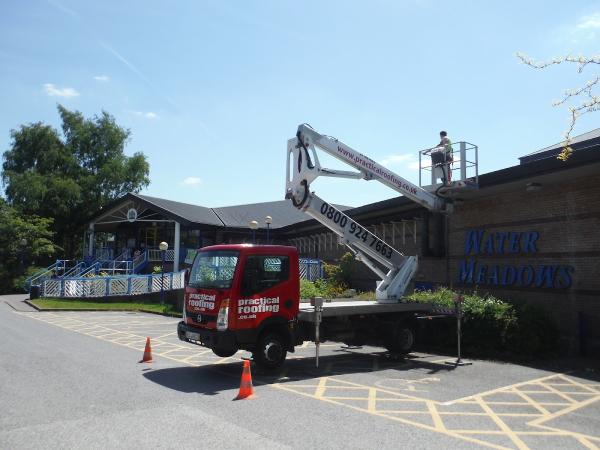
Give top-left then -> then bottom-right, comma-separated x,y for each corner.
237,297 -> 280,318
188,293 -> 216,309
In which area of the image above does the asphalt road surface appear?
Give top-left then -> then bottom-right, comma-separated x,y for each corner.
2,297 -> 599,450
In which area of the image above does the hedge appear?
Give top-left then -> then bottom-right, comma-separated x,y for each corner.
406,288 -> 559,358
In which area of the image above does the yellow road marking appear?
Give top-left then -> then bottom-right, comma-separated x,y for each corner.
445,372 -> 567,405
314,377 -> 328,398
154,332 -> 176,339
367,388 -> 377,412
511,389 -> 551,416
528,396 -> 600,427
557,374 -> 600,394
473,395 -> 529,450
537,381 -> 578,404
215,355 -> 237,364
485,401 -> 569,406
274,382 -> 510,450
578,436 -> 600,450
427,401 -> 445,431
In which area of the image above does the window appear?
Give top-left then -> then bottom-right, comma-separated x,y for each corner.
241,255 -> 289,297
189,250 -> 239,289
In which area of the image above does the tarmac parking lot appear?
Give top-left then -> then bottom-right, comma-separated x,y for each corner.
3,303 -> 600,449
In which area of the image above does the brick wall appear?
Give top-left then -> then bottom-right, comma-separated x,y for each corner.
417,173 -> 600,354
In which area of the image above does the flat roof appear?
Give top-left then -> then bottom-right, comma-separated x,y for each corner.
519,128 -> 600,164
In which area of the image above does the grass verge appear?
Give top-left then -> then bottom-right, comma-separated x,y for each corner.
29,299 -> 181,316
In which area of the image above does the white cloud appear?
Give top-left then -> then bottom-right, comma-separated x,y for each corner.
566,11 -> 600,42
93,75 -> 110,82
181,177 -> 202,186
130,110 -> 159,119
379,152 -> 430,175
576,12 -> 600,30
43,83 -> 80,98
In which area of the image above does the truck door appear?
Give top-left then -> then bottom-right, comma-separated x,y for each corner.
233,254 -> 298,330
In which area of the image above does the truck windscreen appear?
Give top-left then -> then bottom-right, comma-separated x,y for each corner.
188,250 -> 239,289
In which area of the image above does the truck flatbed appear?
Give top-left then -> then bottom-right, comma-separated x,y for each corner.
297,300 -> 435,322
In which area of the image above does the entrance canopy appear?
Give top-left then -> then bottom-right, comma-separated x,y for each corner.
84,193 -> 320,270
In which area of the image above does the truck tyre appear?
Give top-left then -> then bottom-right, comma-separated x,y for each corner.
253,332 -> 287,370
385,323 -> 415,354
212,347 -> 237,358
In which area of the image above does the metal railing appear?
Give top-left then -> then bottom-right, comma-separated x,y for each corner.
132,251 -> 148,273
147,249 -> 175,262
42,270 -> 186,298
418,141 -> 479,188
78,260 -> 133,277
299,258 -> 324,281
26,260 -> 68,288
62,261 -> 87,278
114,249 -> 131,261
80,262 -> 101,278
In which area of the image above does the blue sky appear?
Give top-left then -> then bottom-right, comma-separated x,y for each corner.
1,1 -> 599,208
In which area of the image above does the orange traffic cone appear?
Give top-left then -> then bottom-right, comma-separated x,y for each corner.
235,360 -> 254,400
139,337 -> 153,363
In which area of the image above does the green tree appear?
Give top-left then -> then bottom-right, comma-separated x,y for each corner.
2,105 -> 150,255
0,199 -> 57,293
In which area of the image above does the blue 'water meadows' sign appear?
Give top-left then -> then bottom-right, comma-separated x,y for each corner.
458,230 -> 574,289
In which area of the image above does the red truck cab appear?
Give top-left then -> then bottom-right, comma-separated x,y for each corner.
177,244 -> 300,368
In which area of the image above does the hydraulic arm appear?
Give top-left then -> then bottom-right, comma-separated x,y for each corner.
285,124 -> 449,303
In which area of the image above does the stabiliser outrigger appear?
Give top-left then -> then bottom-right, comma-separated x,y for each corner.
286,123 -> 469,302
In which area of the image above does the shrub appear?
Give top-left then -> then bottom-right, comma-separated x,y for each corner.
323,252 -> 355,289
323,263 -> 341,284
12,266 -> 46,292
300,278 -> 346,299
406,288 -> 558,358
300,279 -> 320,299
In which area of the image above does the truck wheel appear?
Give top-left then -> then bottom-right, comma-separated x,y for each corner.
253,332 -> 287,370
385,324 -> 415,354
212,347 -> 237,358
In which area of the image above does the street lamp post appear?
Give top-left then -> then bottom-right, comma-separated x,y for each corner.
249,220 -> 259,244
265,216 -> 272,244
159,241 -> 169,305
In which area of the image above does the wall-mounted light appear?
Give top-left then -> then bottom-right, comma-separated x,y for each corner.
525,182 -> 543,192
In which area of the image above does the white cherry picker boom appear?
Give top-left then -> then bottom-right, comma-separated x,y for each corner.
286,124 -> 465,303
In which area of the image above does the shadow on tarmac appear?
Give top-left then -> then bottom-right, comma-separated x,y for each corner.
142,350 -> 458,395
